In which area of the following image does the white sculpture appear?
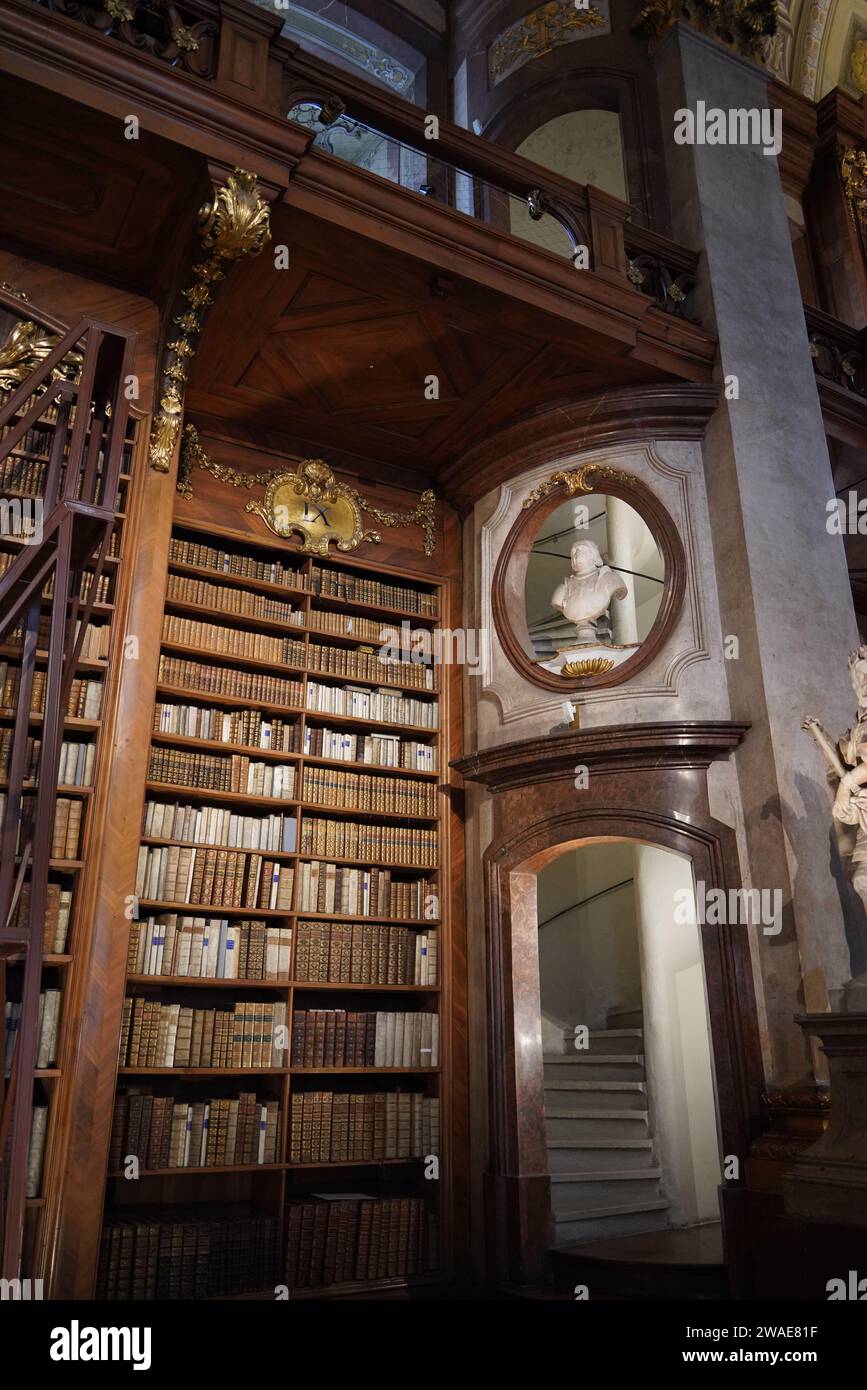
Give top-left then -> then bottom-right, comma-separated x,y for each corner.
803,646 -> 867,1009
550,539 -> 628,645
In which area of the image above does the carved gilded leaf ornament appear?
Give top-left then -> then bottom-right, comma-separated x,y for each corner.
178,426 -> 439,557
149,170 -> 271,473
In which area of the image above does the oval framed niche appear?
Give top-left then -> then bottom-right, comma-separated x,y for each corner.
492,466 -> 687,692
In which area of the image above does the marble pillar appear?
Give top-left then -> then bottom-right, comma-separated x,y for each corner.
653,24 -> 863,1085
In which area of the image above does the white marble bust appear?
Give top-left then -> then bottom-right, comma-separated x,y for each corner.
550,539 -> 628,644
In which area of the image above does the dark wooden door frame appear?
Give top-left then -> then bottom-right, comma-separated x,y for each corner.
455,722 -> 766,1286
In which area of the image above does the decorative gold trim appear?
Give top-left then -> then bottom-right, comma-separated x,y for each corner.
841,146 -> 867,232
523,463 -> 639,508
0,318 -> 83,392
178,426 -> 439,555
634,0 -> 778,61
149,170 -> 271,473
561,657 -> 616,677
363,491 -> 438,558
0,282 -> 30,302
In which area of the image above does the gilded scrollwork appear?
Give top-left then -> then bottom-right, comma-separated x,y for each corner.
841,146 -> 867,232
149,170 -> 271,474
0,318 -> 84,392
178,425 -> 438,555
634,0 -> 777,60
522,464 -> 639,508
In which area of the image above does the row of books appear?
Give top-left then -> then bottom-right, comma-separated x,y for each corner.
109,1092 -> 281,1171
306,680 -> 437,730
0,663 -> 103,719
308,608 -> 390,643
165,572 -> 302,625
143,799 -> 297,854
289,1091 -> 439,1164
285,1195 -> 436,1288
127,918 -> 293,981
157,652 -> 302,706
308,642 -> 434,691
135,846 -> 294,910
161,613 -> 305,667
75,619 -> 111,661
98,1210 -> 279,1299
295,921 -> 437,986
0,555 -> 111,607
297,862 -> 434,920
0,453 -> 49,496
302,766 -> 436,817
4,988 -> 61,1073
0,733 -> 96,787
0,421 -> 53,458
12,881 -> 73,955
52,797 -> 84,859
118,999 -> 288,1070
309,563 -> 437,616
147,747 -> 296,799
290,1010 -> 439,1069
300,816 -> 437,867
302,725 -> 436,772
169,534 -> 305,590
153,702 -> 299,752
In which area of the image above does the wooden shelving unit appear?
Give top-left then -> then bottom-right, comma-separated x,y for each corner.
1,391 -> 138,1274
100,517 -> 448,1299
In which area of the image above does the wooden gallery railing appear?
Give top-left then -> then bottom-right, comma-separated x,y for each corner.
0,289 -> 134,1280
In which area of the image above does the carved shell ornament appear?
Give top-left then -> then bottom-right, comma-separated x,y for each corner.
0,318 -> 84,392
199,170 -> 272,261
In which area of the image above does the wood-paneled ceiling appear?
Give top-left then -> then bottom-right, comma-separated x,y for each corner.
187,203 -> 670,490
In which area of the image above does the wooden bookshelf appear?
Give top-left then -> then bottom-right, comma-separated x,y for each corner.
99,515 -> 449,1299
1,392 -> 140,1277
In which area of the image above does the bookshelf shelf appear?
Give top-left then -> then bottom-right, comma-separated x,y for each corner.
101,513 -> 450,1299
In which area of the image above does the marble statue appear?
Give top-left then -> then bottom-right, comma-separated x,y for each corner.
550,539 -> 628,645
803,646 -> 867,1009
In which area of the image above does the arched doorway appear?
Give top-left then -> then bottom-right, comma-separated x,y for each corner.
537,840 -> 720,1249
455,722 -> 765,1286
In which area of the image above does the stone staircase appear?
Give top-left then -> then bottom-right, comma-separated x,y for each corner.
545,1018 -> 671,1246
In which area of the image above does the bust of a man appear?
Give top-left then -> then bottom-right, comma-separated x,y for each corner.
550,539 -> 628,644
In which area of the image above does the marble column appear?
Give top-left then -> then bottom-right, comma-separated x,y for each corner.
653,24 -> 863,1085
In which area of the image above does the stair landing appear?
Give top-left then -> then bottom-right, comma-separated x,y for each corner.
550,1222 -> 725,1300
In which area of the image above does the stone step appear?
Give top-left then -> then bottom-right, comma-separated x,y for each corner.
560,1028 -> 644,1056
552,1198 -> 670,1246
546,1139 -> 655,1172
550,1169 -> 664,1211
544,1055 -> 644,1082
607,1007 -> 643,1029
544,1080 -> 647,1111
546,1110 -> 650,1140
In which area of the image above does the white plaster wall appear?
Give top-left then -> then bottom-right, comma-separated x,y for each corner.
537,843 -> 640,1032
633,843 -> 721,1226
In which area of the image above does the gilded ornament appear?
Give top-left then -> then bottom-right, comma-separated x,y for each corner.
523,464 -> 639,508
561,657 -> 615,677
634,0 -> 778,61
149,169 -> 272,472
171,22 -> 199,52
0,318 -> 83,392
105,0 -> 135,19
149,383 -> 184,474
841,146 -> 867,232
489,1 -> 606,84
850,38 -> 867,95
0,283 -> 30,302
178,427 -> 438,555
199,170 -> 272,261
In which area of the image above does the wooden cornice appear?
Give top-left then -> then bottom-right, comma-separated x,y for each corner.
769,80 -> 818,201
437,382 -> 720,508
452,721 -> 751,792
